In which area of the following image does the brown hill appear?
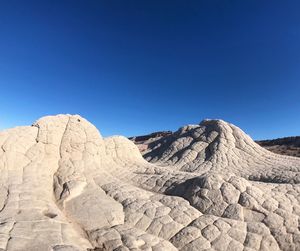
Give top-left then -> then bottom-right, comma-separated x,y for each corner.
256,136 -> 300,157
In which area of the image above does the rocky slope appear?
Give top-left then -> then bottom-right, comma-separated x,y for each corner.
0,115 -> 300,251
131,130 -> 300,158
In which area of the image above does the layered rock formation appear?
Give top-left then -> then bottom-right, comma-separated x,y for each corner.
0,115 -> 299,251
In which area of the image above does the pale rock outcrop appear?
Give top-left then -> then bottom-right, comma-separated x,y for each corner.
144,119 -> 300,183
0,115 -> 299,251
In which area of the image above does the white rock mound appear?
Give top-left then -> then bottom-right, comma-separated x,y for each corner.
144,119 -> 300,183
0,115 -> 299,251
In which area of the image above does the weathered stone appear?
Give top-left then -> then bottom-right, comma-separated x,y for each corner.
0,115 -> 299,251
222,204 -> 243,220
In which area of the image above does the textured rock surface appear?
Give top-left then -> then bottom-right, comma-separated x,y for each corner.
131,130 -> 300,158
0,115 -> 299,251
143,120 -> 300,183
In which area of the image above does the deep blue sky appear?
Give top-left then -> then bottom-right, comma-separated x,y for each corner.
0,1 -> 299,139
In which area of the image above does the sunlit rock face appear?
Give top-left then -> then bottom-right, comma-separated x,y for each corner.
144,119 -> 300,183
0,115 -> 299,251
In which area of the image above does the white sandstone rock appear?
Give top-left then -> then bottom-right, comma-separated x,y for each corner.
0,115 -> 299,250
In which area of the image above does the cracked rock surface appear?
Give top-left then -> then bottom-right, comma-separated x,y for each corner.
0,115 -> 299,251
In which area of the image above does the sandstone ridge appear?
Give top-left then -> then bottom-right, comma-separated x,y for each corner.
0,115 -> 299,251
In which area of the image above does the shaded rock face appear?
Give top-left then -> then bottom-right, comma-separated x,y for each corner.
129,131 -> 172,153
129,131 -> 173,143
0,115 -> 299,251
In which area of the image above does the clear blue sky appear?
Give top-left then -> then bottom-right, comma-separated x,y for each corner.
0,1 -> 299,139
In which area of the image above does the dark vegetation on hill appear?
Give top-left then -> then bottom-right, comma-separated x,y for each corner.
256,136 -> 300,157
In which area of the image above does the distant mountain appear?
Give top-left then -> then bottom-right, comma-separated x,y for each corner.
129,131 -> 172,152
256,136 -> 300,157
129,130 -> 172,143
